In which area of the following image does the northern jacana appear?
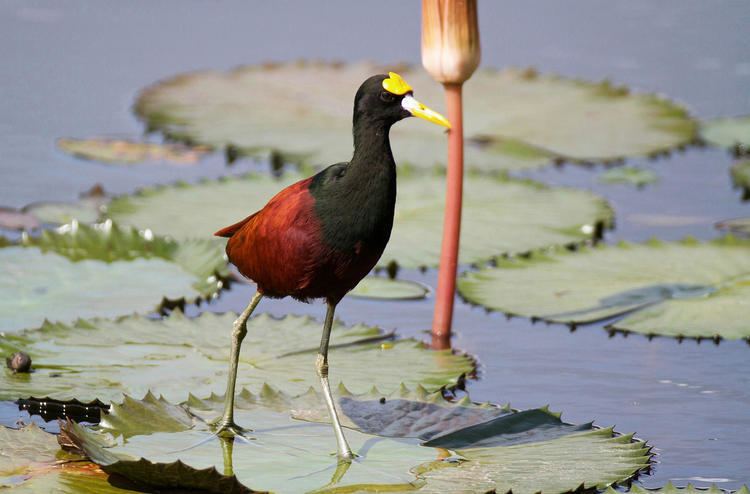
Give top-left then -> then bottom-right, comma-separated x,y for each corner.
214,72 -> 450,460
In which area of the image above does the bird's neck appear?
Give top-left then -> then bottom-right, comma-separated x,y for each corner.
351,118 -> 395,170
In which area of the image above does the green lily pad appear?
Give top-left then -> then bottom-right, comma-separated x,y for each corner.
134,62 -> 696,171
605,484 -> 750,494
0,223 -> 227,334
58,138 -> 210,165
105,171 -> 613,270
0,311 -> 473,402
700,115 -> 750,151
349,277 -> 429,300
23,198 -> 105,226
458,237 -> 750,340
716,217 -> 750,237
599,166 -> 658,188
417,427 -> 648,494
731,160 -> 750,196
0,424 -> 141,493
62,390 -> 649,494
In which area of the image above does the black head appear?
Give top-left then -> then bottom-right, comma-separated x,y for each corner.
353,72 -> 451,129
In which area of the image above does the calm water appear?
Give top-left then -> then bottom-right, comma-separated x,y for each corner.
2,1 -> 749,489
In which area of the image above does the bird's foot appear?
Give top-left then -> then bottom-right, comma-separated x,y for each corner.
330,449 -> 358,462
165,420 -> 254,455
210,418 -> 253,439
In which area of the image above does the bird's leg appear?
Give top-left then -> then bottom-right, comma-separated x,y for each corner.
212,291 -> 263,438
316,302 -> 355,461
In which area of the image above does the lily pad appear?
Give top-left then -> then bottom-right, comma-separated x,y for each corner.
349,277 -> 429,300
700,115 -> 750,152
135,62 -> 696,170
0,424 -> 141,493
0,311 -> 473,402
0,223 -> 227,334
105,172 -> 613,270
599,166 -> 658,188
0,207 -> 40,231
716,217 -> 750,237
62,390 -> 649,494
23,198 -> 105,226
605,484 -> 750,494
417,427 -> 649,494
458,238 -> 750,340
731,160 -> 750,197
58,138 -> 209,165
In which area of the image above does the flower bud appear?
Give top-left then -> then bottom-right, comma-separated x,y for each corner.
421,0 -> 481,85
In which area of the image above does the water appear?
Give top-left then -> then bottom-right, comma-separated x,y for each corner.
2,1 -> 749,489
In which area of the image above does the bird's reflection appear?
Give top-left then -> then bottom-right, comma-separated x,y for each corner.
220,436 -> 235,477
219,435 -> 354,488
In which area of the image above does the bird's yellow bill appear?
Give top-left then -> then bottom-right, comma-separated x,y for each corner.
401,95 -> 451,129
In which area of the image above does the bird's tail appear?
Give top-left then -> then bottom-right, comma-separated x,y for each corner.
214,212 -> 257,238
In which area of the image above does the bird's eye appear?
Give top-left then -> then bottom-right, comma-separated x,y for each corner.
380,91 -> 395,103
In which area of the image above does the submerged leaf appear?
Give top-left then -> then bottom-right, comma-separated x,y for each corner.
599,166 -> 658,187
58,138 -> 209,165
105,172 -> 613,270
134,62 -> 696,170
349,277 -> 429,300
458,238 -> 750,339
62,390 -> 649,494
0,311 -> 473,402
0,223 -> 227,333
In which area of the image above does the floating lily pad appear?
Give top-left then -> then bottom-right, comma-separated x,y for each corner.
135,62 -> 696,170
599,166 -> 658,188
349,276 -> 429,300
716,217 -> 750,237
605,484 -> 750,494
417,427 -> 648,494
62,389 -> 649,494
0,424 -> 141,493
0,311 -> 473,402
105,172 -> 613,270
0,223 -> 227,334
58,138 -> 209,165
23,198 -> 105,226
731,160 -> 750,198
700,115 -> 750,152
458,238 -> 750,340
0,207 -> 40,231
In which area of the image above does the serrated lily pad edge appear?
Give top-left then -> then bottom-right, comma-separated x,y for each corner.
5,221 -> 232,315
605,482 -> 750,494
59,386 -> 653,494
103,170 -> 615,275
457,236 -> 750,343
133,61 -> 700,169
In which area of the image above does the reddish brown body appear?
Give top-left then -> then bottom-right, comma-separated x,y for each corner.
215,176 -> 383,304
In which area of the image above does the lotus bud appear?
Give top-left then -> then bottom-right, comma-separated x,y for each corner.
421,0 -> 481,85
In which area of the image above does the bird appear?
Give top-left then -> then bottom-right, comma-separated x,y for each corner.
213,72 -> 450,461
